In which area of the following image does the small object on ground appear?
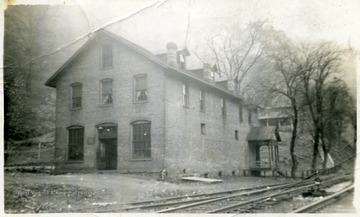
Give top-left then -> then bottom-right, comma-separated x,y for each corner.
160,169 -> 167,181
92,202 -> 117,206
314,177 -> 324,191
302,189 -> 329,197
181,176 -> 222,183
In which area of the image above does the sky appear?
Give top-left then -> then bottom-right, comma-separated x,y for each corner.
2,0 -> 358,48
73,0 -> 360,49
76,0 -> 360,95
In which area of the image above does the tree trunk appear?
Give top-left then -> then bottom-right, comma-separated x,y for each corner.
290,103 -> 298,178
311,127 -> 320,173
322,149 -> 328,169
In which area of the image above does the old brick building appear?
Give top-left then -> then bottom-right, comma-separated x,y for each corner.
45,29 -> 269,177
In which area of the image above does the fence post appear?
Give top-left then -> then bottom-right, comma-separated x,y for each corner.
38,142 -> 41,161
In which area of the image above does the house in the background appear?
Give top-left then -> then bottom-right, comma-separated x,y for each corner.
45,29 -> 280,178
258,107 -> 293,130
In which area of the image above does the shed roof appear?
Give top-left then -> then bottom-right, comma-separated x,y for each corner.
246,126 -> 281,142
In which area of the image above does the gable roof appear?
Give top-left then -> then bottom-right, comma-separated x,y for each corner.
44,29 -> 167,88
44,29 -> 244,101
246,126 -> 281,142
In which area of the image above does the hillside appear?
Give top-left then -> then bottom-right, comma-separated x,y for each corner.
276,129 -> 355,177
5,132 -> 55,166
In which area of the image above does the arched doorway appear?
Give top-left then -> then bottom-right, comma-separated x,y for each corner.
97,123 -> 117,170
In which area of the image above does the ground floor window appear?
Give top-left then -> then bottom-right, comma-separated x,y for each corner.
68,126 -> 84,161
132,121 -> 151,158
201,123 -> 206,135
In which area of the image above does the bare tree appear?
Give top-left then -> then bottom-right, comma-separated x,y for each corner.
256,33 -> 306,178
299,41 -> 346,172
256,35 -> 355,175
194,20 -> 267,93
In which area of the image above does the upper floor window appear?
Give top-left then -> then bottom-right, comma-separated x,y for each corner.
134,75 -> 148,102
101,79 -> 113,105
68,126 -> 84,161
201,123 -> 206,135
101,44 -> 113,69
239,104 -> 243,122
200,90 -> 205,112
71,83 -> 82,109
183,83 -> 189,107
132,121 -> 151,159
248,110 -> 252,125
221,98 -> 226,117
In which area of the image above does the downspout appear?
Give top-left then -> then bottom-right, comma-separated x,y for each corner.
162,69 -> 167,171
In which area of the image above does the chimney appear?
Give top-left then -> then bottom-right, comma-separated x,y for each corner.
203,63 -> 214,83
227,76 -> 235,93
166,42 -> 178,68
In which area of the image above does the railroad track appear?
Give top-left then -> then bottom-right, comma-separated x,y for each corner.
79,180 -> 296,212
206,175 -> 352,214
124,174 -> 351,213
70,174 -> 352,213
292,185 -> 355,213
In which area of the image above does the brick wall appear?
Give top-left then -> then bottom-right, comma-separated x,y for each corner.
163,73 -> 257,178
54,34 -> 165,173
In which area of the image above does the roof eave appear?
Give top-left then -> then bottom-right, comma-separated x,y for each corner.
44,33 -> 98,88
167,67 -> 244,101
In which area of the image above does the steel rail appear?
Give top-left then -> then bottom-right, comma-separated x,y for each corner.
208,183 -> 315,213
69,179 -> 297,213
124,182 -> 300,212
156,179 -> 317,213
208,176 -> 351,213
68,180 -> 295,213
127,181 -> 293,206
292,185 -> 354,213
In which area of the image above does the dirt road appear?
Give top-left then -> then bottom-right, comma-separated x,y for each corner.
4,172 -> 288,213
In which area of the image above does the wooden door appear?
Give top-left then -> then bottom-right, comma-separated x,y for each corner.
99,138 -> 117,170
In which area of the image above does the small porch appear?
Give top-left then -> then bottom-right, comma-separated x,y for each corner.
246,126 -> 281,176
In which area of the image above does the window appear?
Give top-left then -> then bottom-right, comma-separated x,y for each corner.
101,79 -> 113,105
71,83 -> 82,109
235,130 -> 239,140
221,98 -> 226,117
248,110 -> 252,125
102,44 -> 113,69
201,123 -> 206,135
239,105 -> 243,122
68,126 -> 84,161
200,90 -> 205,112
183,84 -> 189,107
134,75 -> 148,102
132,121 -> 151,158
